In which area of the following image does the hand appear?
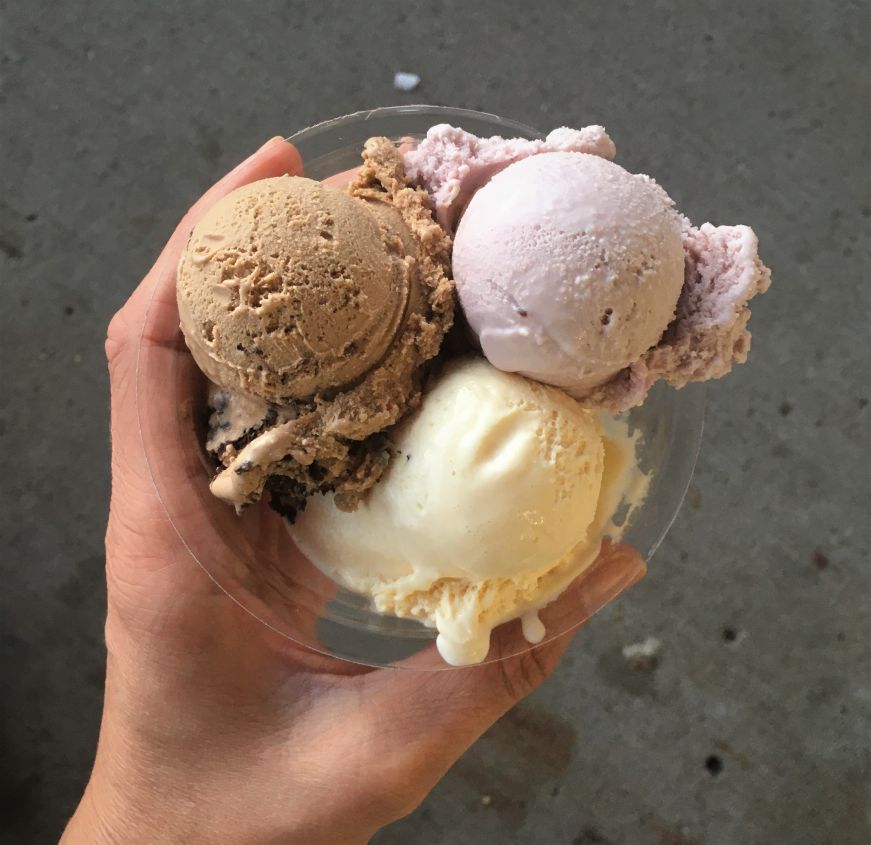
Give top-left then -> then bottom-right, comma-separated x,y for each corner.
61,138 -> 646,845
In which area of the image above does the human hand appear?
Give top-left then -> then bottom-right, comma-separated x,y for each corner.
61,138 -> 646,845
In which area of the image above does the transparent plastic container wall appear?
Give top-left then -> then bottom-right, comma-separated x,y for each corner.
139,106 -> 705,670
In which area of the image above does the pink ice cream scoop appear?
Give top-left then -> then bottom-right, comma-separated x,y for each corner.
404,123 -> 616,232
406,125 -> 771,411
453,151 -> 687,397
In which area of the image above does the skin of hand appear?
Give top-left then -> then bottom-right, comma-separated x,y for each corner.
60,138 -> 647,845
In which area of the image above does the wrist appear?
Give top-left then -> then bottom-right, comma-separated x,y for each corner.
61,783 -> 116,845
62,759 -> 198,845
63,769 -> 373,845
74,626 -> 384,845
62,697 -> 372,845
60,658 -> 236,845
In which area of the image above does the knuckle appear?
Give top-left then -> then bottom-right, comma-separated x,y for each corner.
383,785 -> 427,822
346,726 -> 431,823
364,769 -> 427,823
497,645 -> 558,701
106,309 -> 132,367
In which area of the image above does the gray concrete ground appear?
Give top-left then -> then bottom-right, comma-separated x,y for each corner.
2,1 -> 869,843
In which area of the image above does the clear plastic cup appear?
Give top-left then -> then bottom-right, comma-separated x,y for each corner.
138,106 -> 705,670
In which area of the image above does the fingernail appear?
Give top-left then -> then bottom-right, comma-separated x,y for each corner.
233,137 -> 289,169
585,548 -> 647,612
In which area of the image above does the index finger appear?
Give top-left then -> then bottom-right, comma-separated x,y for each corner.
124,136 -> 304,349
321,166 -> 360,188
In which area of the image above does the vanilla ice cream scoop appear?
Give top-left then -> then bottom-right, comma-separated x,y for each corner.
290,357 -> 640,666
453,152 -> 686,396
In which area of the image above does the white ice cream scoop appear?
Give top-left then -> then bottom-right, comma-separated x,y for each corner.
290,358 -> 639,666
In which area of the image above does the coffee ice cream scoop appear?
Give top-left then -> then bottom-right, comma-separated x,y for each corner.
177,175 -> 412,402
177,139 -> 455,516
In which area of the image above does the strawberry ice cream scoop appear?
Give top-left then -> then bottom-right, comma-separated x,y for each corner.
585,222 -> 772,411
453,151 -> 687,397
404,123 -> 616,231
407,125 -> 771,411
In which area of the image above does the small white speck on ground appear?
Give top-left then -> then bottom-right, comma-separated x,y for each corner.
480,794 -> 492,807
393,72 -> 420,92
622,636 -> 662,669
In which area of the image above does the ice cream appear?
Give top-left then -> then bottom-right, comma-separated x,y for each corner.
179,138 -> 454,516
404,123 -> 616,231
290,357 -> 642,666
452,151 -> 686,397
178,177 -> 412,402
174,115 -> 770,668
407,124 -> 771,411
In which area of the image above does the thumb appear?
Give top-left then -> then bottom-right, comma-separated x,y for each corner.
103,138 -> 304,609
106,136 -> 303,511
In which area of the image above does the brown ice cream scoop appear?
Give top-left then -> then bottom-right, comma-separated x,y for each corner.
177,139 -> 455,517
177,175 -> 412,402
